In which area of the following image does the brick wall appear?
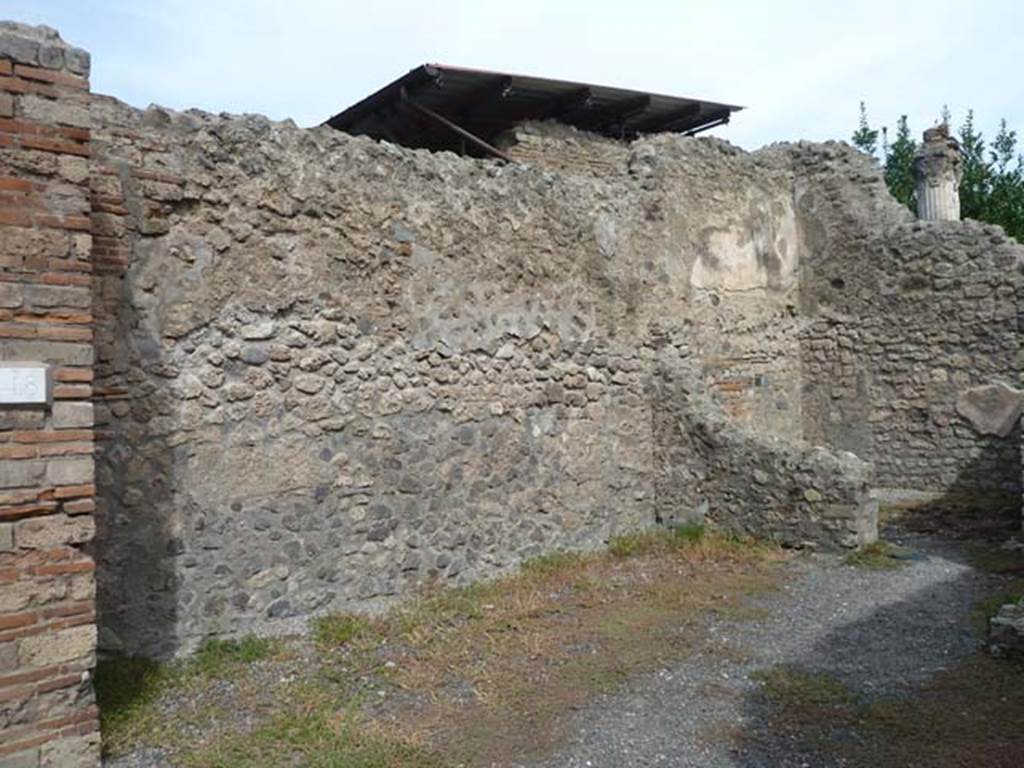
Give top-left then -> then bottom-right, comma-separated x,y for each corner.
499,121 -> 630,176
0,23 -> 99,768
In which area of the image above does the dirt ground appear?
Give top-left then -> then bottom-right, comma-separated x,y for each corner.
101,520 -> 1024,768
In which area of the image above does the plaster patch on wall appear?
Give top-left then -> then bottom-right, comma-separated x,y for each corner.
690,197 -> 799,293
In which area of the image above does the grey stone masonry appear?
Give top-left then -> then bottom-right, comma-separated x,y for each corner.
85,97 -> 897,658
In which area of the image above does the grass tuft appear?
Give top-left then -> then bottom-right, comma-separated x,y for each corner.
191,636 -> 276,675
967,544 -> 1024,574
753,655 -> 1024,767
521,551 -> 587,577
93,657 -> 170,753
971,580 -> 1024,635
843,541 -> 912,570
607,523 -> 764,559
95,635 -> 278,757
184,706 -> 445,768
608,522 -> 707,557
753,666 -> 856,713
312,613 -> 374,648
671,521 -> 709,544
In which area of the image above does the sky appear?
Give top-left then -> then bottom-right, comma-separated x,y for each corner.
5,0 -> 1022,151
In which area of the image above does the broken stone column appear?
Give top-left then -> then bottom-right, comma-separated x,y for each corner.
913,124 -> 963,221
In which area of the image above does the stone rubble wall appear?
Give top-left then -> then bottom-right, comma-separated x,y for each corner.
82,99 -> 1022,659
0,20 -> 1020,768
0,22 -> 100,768
655,368 -> 876,548
85,95 -> 835,657
793,142 -> 1024,506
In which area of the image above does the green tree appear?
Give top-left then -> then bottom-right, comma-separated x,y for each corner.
851,106 -> 1023,242
987,120 -> 1024,239
851,102 -> 879,156
958,110 -> 989,221
883,116 -> 918,209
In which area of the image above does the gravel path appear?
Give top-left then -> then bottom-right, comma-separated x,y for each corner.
517,531 -> 999,768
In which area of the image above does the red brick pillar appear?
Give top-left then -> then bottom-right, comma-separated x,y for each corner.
0,23 -> 100,768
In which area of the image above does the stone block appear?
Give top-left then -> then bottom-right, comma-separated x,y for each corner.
0,748 -> 41,768
23,283 -> 91,309
0,340 -> 93,367
40,733 -> 101,768
38,42 -> 64,69
58,155 -> 89,184
0,410 -> 45,431
19,93 -> 91,129
0,576 -> 64,613
0,522 -> 12,552
0,227 -> 71,260
46,458 -> 94,486
0,281 -> 22,308
15,513 -> 94,549
0,91 -> 12,118
64,46 -> 90,76
0,31 -> 40,65
956,382 -> 1023,437
0,640 -> 18,673
52,401 -> 93,429
18,624 -> 96,667
0,459 -> 46,489
240,321 -> 276,340
241,344 -> 269,365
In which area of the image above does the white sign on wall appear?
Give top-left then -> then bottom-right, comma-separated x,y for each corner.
0,363 -> 51,406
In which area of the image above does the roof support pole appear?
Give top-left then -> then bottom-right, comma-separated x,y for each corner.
683,114 -> 731,136
400,89 -> 513,163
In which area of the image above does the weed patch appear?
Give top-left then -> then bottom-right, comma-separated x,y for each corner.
843,541 -> 912,570
521,550 -> 587,576
95,635 -> 279,757
971,579 -> 1024,635
102,529 -> 786,767
752,655 -> 1024,767
183,700 -> 444,768
607,523 -> 760,559
968,543 -> 1024,574
191,636 -> 276,674
312,613 -> 375,648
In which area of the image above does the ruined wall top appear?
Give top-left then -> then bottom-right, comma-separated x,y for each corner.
0,21 -> 90,76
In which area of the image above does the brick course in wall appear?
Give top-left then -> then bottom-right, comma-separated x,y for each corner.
499,121 -> 631,177
0,23 -> 99,768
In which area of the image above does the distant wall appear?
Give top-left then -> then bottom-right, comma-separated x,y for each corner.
654,369 -> 875,547
0,22 -> 100,768
794,142 -> 1024,504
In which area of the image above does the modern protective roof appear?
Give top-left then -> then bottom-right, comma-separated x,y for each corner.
325,64 -> 741,160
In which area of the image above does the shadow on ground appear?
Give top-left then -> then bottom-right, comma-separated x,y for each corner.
731,513 -> 1024,768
